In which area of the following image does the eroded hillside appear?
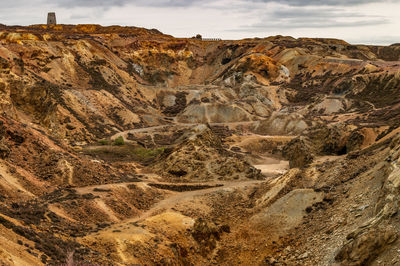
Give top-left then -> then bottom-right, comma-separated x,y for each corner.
0,24 -> 399,265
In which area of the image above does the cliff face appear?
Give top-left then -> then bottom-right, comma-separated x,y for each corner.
0,24 -> 400,265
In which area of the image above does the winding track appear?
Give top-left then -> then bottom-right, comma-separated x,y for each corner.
110,121 -> 257,140
84,178 -> 266,234
125,179 -> 265,224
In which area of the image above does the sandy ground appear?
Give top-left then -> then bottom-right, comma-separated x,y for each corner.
253,156 -> 289,176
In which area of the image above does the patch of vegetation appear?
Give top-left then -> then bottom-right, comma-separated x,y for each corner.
90,59 -> 107,66
82,144 -> 165,164
133,147 -> 165,159
113,136 -> 125,146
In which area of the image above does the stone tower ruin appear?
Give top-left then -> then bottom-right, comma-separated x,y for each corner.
47,12 -> 56,25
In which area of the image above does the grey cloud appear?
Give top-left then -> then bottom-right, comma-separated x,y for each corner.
251,0 -> 400,6
238,18 -> 389,30
228,6 -> 389,31
47,0 -> 127,7
1,0 -> 399,9
347,35 -> 400,45
273,8 -> 366,18
1,0 -> 46,8
48,0 -> 203,8
41,0 -> 400,8
69,14 -> 90,19
0,0 -> 397,45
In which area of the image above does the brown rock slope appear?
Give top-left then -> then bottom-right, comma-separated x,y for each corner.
0,24 -> 399,264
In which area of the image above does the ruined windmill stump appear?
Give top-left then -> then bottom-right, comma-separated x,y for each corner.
47,12 -> 56,25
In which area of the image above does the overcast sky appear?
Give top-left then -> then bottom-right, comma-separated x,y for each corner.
1,0 -> 399,45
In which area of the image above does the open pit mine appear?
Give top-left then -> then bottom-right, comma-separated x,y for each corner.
0,23 -> 399,265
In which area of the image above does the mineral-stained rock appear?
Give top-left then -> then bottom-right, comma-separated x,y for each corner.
335,225 -> 398,266
335,135 -> 400,266
0,23 -> 400,266
191,218 -> 229,256
282,136 -> 314,168
346,130 -> 365,153
282,124 -> 353,167
306,124 -> 350,155
154,124 -> 262,181
254,112 -> 309,136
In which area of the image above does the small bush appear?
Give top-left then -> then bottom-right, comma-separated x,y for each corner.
113,136 -> 125,146
132,147 -> 164,159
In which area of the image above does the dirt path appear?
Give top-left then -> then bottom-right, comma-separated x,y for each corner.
111,121 -> 258,140
95,198 -> 120,222
88,179 -> 265,235
314,155 -> 345,164
134,180 -> 264,222
110,124 -> 193,140
74,181 -> 143,195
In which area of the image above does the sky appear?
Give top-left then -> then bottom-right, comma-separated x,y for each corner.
0,0 -> 399,45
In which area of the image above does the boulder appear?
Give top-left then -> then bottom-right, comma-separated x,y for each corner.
306,125 -> 349,155
282,136 -> 314,168
335,225 -> 398,265
346,130 -> 365,153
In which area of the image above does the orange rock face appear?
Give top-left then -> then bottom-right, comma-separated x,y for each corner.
0,24 -> 399,265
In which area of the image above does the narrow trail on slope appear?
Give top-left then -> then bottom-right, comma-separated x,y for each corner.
110,121 -> 257,140
90,179 -> 266,234
0,163 -> 35,197
94,198 -> 120,222
131,180 -> 264,222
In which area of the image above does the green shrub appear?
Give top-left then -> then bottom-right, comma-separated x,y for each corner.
82,143 -> 164,163
113,136 -> 125,146
132,147 -> 164,159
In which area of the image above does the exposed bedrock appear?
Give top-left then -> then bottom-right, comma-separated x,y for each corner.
154,124 -> 262,181
0,24 -> 399,265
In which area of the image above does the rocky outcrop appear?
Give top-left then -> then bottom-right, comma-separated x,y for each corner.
334,134 -> 400,265
191,218 -> 230,256
282,137 -> 314,168
306,124 -> 351,155
154,124 -> 262,181
346,130 -> 365,153
254,112 -> 309,136
177,103 -> 253,123
282,124 -> 354,168
335,225 -> 398,265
